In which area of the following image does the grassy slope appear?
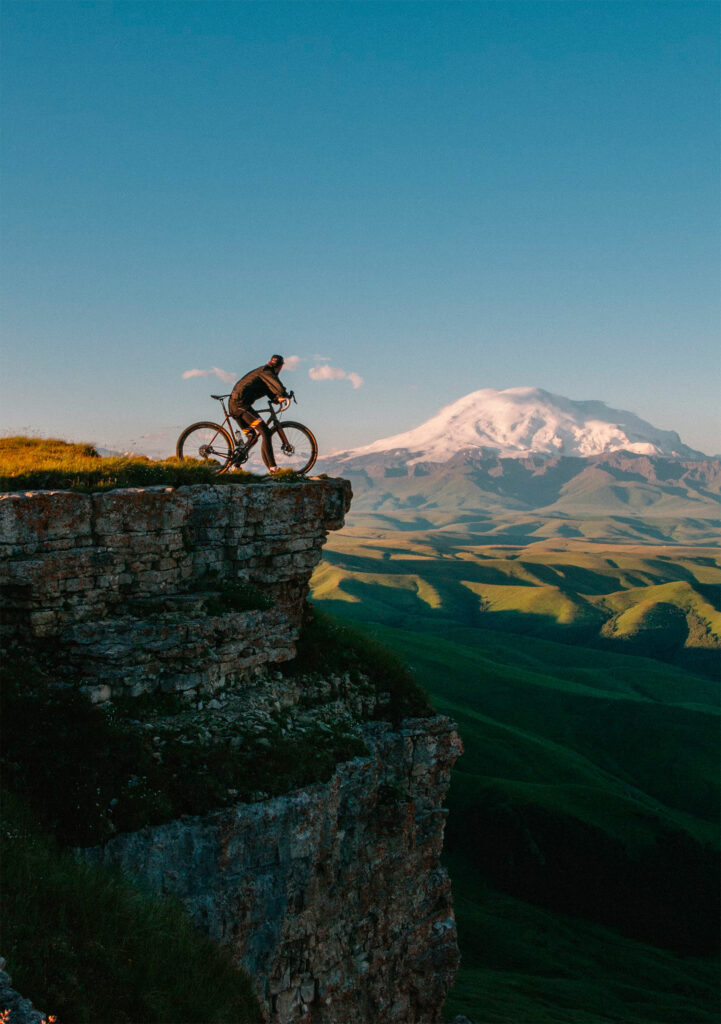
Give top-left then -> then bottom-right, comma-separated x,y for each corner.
320,618 -> 720,1020
444,854 -> 719,1024
310,527 -> 721,1022
1,792 -> 262,1024
314,530 -> 721,671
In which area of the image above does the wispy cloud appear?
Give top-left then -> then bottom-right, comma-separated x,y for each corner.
308,363 -> 364,389
182,366 -> 236,383
283,355 -> 302,371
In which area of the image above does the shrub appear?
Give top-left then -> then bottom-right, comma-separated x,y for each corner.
0,647 -> 366,845
0,791 -> 262,1024
283,608 -> 433,726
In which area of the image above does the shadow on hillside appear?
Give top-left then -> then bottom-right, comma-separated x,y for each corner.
445,780 -> 720,956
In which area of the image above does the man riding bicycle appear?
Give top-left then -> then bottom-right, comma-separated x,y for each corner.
229,355 -> 290,473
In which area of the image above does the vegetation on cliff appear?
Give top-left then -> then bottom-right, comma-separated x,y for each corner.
0,609 -> 435,1023
1,791 -> 262,1024
283,608 -> 433,726
0,645 -> 367,846
0,436 -> 308,491
1,609 -> 431,844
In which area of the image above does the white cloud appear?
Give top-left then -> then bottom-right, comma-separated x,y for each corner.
283,355 -> 302,371
182,366 -> 236,383
309,363 -> 364,389
309,364 -> 346,382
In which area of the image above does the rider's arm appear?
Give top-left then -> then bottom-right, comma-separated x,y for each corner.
259,367 -> 289,400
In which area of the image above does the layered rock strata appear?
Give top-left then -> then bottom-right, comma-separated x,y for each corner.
81,716 -> 463,1024
2,479 -> 463,1022
0,481 -> 350,700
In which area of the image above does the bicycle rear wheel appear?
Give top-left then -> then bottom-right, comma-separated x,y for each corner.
242,421 -> 318,476
176,421 -> 234,474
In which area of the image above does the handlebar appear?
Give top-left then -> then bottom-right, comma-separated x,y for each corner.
276,390 -> 296,412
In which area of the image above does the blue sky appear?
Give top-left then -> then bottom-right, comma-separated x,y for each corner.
1,1 -> 719,457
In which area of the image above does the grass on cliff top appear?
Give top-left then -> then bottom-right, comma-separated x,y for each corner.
0,435 -> 309,491
0,790 -> 263,1024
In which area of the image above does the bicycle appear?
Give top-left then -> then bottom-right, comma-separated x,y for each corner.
176,391 -> 318,475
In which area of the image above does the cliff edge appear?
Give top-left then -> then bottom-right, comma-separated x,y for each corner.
1,479 -> 462,1024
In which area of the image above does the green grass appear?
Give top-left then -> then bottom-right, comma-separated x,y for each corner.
443,853 -> 720,1024
0,791 -> 262,1024
0,435 -> 316,491
307,601 -> 720,1018
314,528 -> 721,672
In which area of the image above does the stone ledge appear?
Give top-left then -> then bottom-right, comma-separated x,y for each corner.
0,479 -> 352,696
78,716 -> 463,1024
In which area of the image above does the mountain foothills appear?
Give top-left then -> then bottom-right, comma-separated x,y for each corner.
312,388 -> 720,1023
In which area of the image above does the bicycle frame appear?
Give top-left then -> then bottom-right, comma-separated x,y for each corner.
211,393 -> 294,457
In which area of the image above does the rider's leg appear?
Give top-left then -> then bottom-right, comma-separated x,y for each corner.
234,406 -> 276,470
233,407 -> 258,440
256,421 -> 276,470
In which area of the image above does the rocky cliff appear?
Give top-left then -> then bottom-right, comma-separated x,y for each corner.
81,717 -> 461,1024
0,480 -> 350,700
0,480 -> 462,1024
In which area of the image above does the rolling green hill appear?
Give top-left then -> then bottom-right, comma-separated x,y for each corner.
310,514 -> 720,1022
314,529 -> 721,675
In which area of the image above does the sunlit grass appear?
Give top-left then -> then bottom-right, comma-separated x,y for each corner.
0,435 -> 275,491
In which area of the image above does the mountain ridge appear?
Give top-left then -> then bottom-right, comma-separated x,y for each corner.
332,387 -> 706,463
318,448 -> 721,533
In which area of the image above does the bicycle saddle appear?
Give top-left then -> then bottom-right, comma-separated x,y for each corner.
211,394 -> 231,400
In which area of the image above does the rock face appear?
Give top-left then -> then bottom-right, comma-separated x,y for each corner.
0,959 -> 48,1024
0,480 -> 350,700
1,479 -> 462,1023
81,717 -> 462,1024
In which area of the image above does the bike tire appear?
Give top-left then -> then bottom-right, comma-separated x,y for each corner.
242,421 -> 318,475
176,421 -> 235,474
270,421 -> 318,475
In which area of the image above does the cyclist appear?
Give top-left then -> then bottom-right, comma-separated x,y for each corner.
229,355 -> 290,473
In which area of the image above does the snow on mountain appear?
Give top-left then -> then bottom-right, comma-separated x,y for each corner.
336,388 -> 705,463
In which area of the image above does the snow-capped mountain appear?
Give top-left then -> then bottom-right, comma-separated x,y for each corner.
334,388 -> 705,464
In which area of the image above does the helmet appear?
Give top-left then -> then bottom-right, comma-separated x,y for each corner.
268,354 -> 284,369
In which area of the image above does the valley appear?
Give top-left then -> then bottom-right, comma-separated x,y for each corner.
314,527 -> 720,676
310,511 -> 720,1022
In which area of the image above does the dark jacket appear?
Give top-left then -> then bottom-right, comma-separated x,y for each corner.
230,365 -> 289,410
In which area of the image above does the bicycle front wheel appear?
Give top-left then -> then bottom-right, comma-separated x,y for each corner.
176,421 -> 234,474
241,421 -> 318,475
271,421 -> 318,474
